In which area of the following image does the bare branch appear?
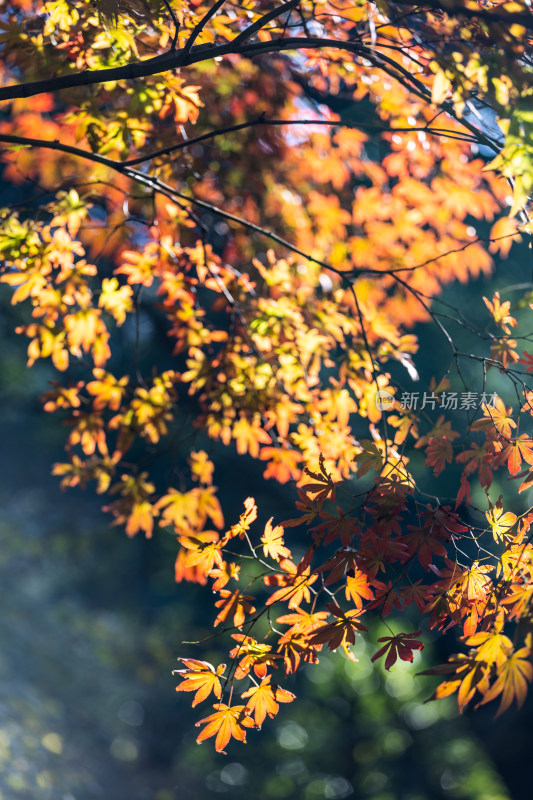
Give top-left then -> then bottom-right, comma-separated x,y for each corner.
122,116 -> 478,167
392,0 -> 533,30
232,0 -> 300,46
183,0 -> 228,55
0,133 -> 121,170
162,0 -> 180,50
0,37 -> 418,103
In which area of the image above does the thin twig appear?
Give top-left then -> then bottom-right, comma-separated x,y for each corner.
183,0 -> 228,55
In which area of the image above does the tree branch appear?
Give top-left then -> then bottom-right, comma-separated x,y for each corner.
183,0 -> 228,55
0,133 -> 121,170
162,0 -> 180,50
0,36 -> 420,103
391,0 -> 533,30
122,116 -> 478,167
231,0 -> 300,46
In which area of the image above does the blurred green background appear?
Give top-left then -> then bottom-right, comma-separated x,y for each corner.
1,225 -> 532,800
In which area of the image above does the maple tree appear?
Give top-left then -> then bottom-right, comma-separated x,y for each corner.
1,0 -> 533,754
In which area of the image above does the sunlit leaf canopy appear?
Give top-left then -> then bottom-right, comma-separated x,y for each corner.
1,0 -> 533,751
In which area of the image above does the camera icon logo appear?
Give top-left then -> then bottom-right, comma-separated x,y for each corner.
375,390 -> 395,411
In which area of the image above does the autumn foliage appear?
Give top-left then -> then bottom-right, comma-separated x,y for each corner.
1,0 -> 533,752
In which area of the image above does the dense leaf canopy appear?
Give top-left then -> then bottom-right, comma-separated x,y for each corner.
1,0 -> 533,752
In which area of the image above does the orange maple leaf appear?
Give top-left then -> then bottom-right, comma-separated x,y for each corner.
483,292 -> 517,334
229,635 -> 280,679
344,569 -> 375,609
261,518 -> 291,561
260,446 -> 301,484
302,454 -> 337,503
86,368 -> 129,411
116,243 -> 158,286
505,435 -> 533,476
264,558 -> 317,609
181,532 -> 223,576
174,659 -> 225,707
477,643 -> 533,716
486,500 -> 517,542
195,704 -> 255,753
214,590 -> 256,628
464,630 -> 513,667
232,416 -> 271,458
224,496 -> 258,542
473,396 -> 516,438
241,676 -> 295,726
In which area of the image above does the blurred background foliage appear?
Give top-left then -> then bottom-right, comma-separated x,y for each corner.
1,208 -> 532,800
